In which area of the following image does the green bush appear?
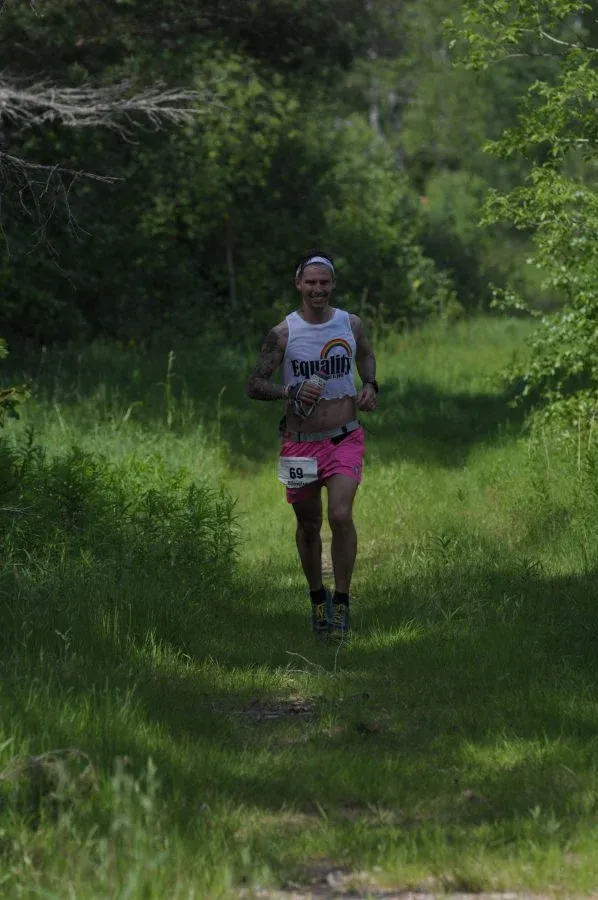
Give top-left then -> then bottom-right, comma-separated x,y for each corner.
0,438 -> 237,660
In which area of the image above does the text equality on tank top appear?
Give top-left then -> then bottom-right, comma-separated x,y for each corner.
282,308 -> 357,399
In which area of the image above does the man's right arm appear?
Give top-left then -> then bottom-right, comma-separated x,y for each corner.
246,325 -> 288,401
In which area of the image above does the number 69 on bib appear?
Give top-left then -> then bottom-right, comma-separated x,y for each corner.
277,456 -> 318,489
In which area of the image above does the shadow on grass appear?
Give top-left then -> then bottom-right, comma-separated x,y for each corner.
220,376 -> 529,469
4,551 -> 598,837
363,376 -> 529,469
5,344 -> 529,470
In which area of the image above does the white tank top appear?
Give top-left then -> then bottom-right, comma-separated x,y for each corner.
282,308 -> 357,399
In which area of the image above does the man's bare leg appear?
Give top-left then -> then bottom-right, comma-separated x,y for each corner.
326,475 -> 359,594
292,489 -> 324,590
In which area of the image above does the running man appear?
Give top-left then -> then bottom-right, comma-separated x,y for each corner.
246,251 -> 378,640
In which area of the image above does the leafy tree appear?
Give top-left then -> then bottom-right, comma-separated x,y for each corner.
455,0 -> 598,423
322,114 -> 454,325
338,0 -> 557,312
9,0 -> 565,344
1,0 -> 455,344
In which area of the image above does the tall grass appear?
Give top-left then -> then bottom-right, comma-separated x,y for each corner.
3,317 -> 598,896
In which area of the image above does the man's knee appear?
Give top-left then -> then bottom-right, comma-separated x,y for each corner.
298,516 -> 322,540
328,505 -> 353,532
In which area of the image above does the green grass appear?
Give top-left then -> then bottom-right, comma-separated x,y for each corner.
3,316 -> 598,896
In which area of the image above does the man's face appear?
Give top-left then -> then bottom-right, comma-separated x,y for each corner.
295,264 -> 335,310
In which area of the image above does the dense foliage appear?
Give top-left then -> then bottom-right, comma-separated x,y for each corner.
0,0 -> 564,346
455,0 -> 598,423
0,435 -> 237,659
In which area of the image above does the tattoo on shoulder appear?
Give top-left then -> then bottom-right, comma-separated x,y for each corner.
247,326 -> 286,396
263,328 -> 282,355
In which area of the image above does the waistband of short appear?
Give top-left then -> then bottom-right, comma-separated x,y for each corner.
280,419 -> 361,443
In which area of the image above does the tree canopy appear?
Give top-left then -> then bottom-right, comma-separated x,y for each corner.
454,0 -> 598,423
0,0 -> 575,348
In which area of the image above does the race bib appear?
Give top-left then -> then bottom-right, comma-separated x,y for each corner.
277,456 -> 318,489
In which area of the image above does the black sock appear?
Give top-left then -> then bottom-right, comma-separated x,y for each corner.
310,586 -> 327,605
333,591 -> 349,606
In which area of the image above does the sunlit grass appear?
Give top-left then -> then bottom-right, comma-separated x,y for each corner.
4,316 -> 598,896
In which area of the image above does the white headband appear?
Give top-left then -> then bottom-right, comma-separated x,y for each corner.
296,256 -> 335,277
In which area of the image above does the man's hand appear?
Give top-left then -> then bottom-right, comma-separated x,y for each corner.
356,383 -> 378,412
287,380 -> 325,420
293,381 -> 324,405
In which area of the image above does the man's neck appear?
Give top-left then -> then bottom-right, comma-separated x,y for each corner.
298,305 -> 334,325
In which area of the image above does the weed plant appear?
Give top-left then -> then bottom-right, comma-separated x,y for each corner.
3,317 -> 598,896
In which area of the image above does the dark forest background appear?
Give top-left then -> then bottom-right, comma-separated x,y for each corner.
0,0 -> 572,348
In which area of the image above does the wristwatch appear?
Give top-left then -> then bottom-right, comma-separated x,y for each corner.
363,379 -> 379,394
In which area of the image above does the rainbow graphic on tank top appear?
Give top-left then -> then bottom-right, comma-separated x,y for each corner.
320,337 -> 352,361
316,337 -> 353,377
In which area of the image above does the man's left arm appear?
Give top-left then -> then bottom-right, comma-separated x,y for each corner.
350,314 -> 378,412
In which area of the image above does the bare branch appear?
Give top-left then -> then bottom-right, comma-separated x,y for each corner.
0,151 -> 119,182
0,77 -> 214,136
0,74 -> 217,249
539,28 -> 598,53
0,0 -> 37,12
0,151 -> 120,252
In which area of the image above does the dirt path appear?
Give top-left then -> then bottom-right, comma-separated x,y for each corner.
247,891 -> 564,899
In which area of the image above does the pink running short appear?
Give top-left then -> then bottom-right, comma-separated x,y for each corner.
280,426 -> 365,504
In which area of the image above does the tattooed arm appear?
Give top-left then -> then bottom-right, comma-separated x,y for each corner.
246,322 -> 289,401
350,314 -> 378,412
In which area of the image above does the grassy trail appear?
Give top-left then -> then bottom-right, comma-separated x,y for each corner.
3,318 -> 598,897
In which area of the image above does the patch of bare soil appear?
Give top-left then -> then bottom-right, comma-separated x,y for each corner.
246,893 -> 571,900
235,696 -> 315,721
240,865 -> 585,899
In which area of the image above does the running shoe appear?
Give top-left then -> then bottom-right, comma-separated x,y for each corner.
329,597 -> 351,642
311,588 -> 332,637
